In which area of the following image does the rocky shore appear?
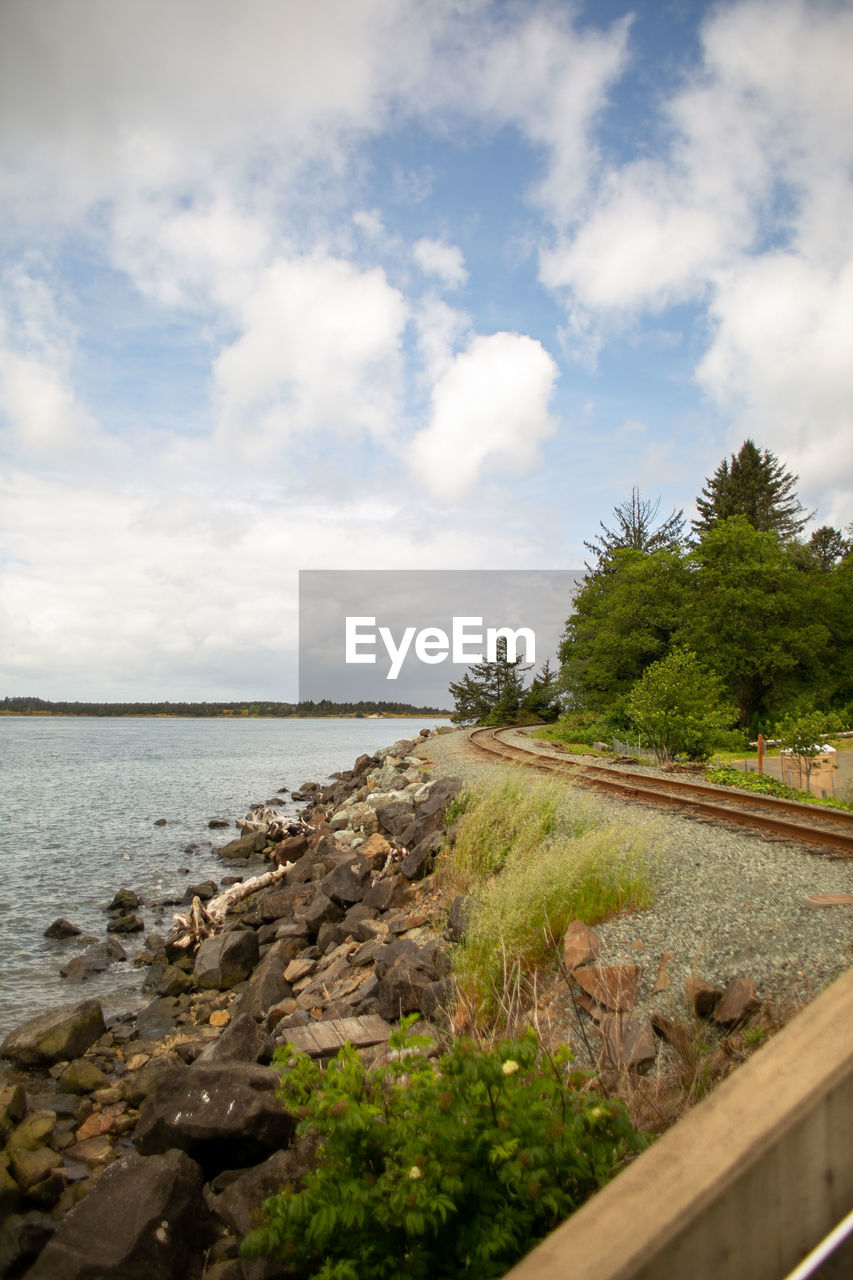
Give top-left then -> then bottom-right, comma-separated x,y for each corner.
2,724 -> 850,1277
0,728 -> 467,1278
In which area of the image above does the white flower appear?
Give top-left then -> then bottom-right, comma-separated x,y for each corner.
409,1166 -> 422,1180
502,1060 -> 519,1076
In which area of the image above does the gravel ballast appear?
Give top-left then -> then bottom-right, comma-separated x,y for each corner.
420,728 -> 853,1024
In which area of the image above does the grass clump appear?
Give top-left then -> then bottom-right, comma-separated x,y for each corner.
444,775 -> 659,1025
441,775 -> 593,891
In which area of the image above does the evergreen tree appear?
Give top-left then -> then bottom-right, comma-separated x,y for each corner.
520,658 -> 562,721
449,637 -> 531,725
584,488 -> 685,574
807,525 -> 850,571
692,440 -> 810,541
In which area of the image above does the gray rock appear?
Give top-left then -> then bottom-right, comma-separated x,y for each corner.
303,892 -> 344,935
400,831 -> 443,880
135,996 -> 181,1041
182,880 -> 218,903
236,941 -> 293,1021
445,895 -> 475,944
107,911 -> 145,934
61,937 -> 128,981
43,918 -> 81,940
108,888 -> 141,911
217,831 -> 267,859
1,999 -> 105,1068
134,1063 -> 293,1174
207,1139 -> 317,1237
373,799 -> 415,840
0,1212 -> 54,1278
193,929 -> 259,990
319,856 -> 372,906
24,1150 -> 204,1280
194,1013 -> 273,1065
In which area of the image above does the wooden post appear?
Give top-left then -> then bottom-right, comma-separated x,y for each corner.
758,733 -> 764,776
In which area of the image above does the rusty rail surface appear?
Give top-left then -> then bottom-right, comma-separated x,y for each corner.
469,726 -> 853,857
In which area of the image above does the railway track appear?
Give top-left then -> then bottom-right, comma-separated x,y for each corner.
469,726 -> 853,858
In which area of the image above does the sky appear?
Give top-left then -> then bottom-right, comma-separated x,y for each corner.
1,0 -> 851,701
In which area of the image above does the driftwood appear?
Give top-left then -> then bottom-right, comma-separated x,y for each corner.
237,805 -> 299,842
170,863 -> 291,950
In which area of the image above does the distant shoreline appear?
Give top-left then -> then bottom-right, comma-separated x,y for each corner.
0,705 -> 451,719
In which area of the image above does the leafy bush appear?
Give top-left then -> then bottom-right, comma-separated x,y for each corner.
627,648 -> 736,762
243,1018 -> 647,1279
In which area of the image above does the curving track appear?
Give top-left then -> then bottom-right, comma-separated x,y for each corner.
469,726 -> 853,858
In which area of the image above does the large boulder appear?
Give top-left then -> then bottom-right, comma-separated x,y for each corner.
217,831 -> 267,860
61,938 -> 127,981
0,999 -> 105,1068
375,939 -> 445,1021
318,856 -> 372,906
43,918 -> 81,940
236,941 -> 293,1021
134,1063 -> 294,1174
193,929 -> 259,990
194,1013 -> 273,1065
373,799 -> 415,841
24,1150 -> 205,1280
207,1138 -> 318,1237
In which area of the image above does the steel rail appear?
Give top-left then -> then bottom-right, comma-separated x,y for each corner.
468,726 -> 853,857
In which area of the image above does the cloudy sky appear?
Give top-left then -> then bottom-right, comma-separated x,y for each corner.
1,0 -> 851,700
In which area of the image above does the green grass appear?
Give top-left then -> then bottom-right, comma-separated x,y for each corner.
705,765 -> 853,812
442,774 -> 660,1025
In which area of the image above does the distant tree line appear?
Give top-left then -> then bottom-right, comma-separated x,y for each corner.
0,697 -> 449,718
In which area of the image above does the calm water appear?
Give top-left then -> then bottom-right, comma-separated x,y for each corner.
0,716 -> 446,1039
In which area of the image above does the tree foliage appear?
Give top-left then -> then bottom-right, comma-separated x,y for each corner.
806,525 -> 850,571
448,641 -> 559,725
692,439 -> 810,541
244,1018 -> 646,1279
558,548 -> 691,721
584,487 -> 685,575
682,518 -> 832,728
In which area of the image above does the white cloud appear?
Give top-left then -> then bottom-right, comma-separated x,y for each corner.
413,238 -> 467,289
697,254 -> 853,495
451,7 -> 631,220
0,265 -> 95,454
213,254 -> 408,456
537,0 -> 853,499
411,332 -> 558,499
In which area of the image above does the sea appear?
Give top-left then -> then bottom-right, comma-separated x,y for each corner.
0,715 -> 448,1041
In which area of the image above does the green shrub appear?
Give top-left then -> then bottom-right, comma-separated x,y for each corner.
243,1017 -> 647,1279
705,764 -> 853,812
627,648 -> 736,762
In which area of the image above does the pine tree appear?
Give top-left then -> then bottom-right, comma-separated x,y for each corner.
448,637 -> 531,725
692,439 -> 810,541
584,488 -> 685,575
807,525 -> 850,571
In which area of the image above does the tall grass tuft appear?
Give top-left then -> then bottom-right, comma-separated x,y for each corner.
444,773 -> 659,1026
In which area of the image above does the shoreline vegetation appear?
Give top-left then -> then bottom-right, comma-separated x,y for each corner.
0,697 -> 451,718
